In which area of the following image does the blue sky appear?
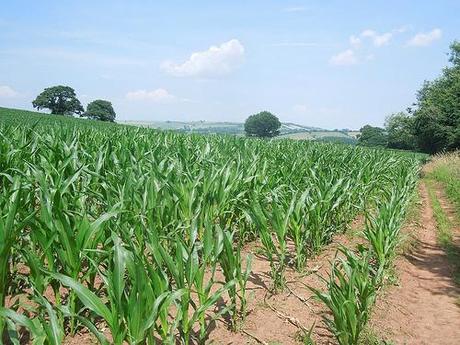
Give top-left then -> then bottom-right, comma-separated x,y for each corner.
1,1 -> 459,129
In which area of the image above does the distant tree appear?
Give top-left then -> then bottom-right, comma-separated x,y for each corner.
410,41 -> 460,153
357,125 -> 388,147
385,112 -> 416,150
84,100 -> 116,122
244,111 -> 281,138
32,85 -> 84,115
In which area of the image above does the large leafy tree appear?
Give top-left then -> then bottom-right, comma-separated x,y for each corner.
244,111 -> 281,138
84,100 -> 116,122
410,41 -> 460,153
385,112 -> 416,150
357,125 -> 388,147
32,85 -> 84,115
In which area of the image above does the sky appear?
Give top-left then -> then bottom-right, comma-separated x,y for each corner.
1,1 -> 459,129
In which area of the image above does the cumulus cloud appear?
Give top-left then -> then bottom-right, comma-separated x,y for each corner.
329,49 -> 358,66
161,39 -> 244,78
331,26 -> 407,66
126,88 -> 175,103
349,35 -> 361,48
0,85 -> 18,98
360,29 -> 392,47
408,28 -> 442,47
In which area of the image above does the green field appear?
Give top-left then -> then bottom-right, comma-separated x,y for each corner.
278,130 -> 358,144
120,119 -> 343,138
0,107 -> 424,344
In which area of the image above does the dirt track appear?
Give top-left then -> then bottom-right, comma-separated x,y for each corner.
370,182 -> 460,344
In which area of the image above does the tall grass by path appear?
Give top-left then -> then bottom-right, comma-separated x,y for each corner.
424,152 -> 460,285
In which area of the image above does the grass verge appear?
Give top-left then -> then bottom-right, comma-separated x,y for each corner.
425,179 -> 460,286
424,152 -> 460,288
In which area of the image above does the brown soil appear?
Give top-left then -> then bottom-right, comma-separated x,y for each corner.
207,216 -> 366,345
369,182 -> 460,345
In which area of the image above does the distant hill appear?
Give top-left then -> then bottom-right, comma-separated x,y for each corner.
121,120 -> 323,134
120,120 -> 357,143
0,107 -> 357,143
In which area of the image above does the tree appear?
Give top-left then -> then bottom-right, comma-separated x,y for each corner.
385,112 -> 416,150
32,85 -> 84,115
357,125 -> 388,147
244,111 -> 281,138
410,41 -> 460,153
84,100 -> 116,122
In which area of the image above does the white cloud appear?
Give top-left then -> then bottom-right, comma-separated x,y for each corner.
349,35 -> 361,48
360,29 -> 392,47
373,32 -> 392,47
161,39 -> 245,78
361,29 -> 376,38
408,28 -> 442,47
0,85 -> 18,98
126,88 -> 175,103
330,49 -> 358,66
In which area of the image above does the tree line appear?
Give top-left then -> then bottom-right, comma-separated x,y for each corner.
31,85 -> 283,137
32,85 -> 116,122
358,41 -> 460,154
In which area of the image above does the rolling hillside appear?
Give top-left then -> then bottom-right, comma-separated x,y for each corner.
120,119 -> 357,142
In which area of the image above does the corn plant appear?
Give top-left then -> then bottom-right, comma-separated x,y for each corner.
249,196 -> 293,292
0,177 -> 32,340
149,225 -> 235,344
0,291 -> 64,345
364,168 -> 418,281
287,190 -> 310,271
217,226 -> 252,330
49,235 -> 183,345
310,247 -> 377,345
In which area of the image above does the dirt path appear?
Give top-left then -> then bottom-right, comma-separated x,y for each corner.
370,182 -> 460,345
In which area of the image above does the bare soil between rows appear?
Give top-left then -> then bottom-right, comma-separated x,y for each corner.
207,216 -> 366,345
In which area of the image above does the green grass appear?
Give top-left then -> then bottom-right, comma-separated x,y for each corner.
425,180 -> 460,286
424,153 -> 460,286
428,165 -> 460,214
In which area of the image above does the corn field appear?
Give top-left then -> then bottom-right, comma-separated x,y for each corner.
0,108 -> 423,344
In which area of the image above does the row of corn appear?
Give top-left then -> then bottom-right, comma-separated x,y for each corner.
311,164 -> 420,344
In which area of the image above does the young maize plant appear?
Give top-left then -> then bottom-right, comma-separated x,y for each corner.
149,224 -> 235,345
312,165 -> 419,345
287,190 -> 310,271
217,226 -> 252,330
26,165 -> 120,334
310,247 -> 377,345
248,196 -> 293,292
364,167 -> 418,281
50,234 -> 183,345
0,177 -> 32,340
